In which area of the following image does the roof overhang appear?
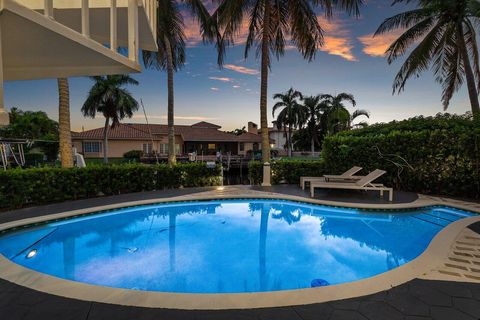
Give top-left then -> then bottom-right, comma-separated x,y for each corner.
1,0 -> 142,81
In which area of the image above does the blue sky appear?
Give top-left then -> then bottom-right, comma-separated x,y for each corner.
4,0 -> 471,132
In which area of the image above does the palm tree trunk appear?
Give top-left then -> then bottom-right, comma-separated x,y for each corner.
457,24 -> 480,117
103,117 -> 110,164
57,78 -> 73,168
260,0 -> 271,163
288,124 -> 292,157
165,36 -> 177,166
311,137 -> 315,154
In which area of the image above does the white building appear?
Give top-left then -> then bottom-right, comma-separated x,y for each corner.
0,0 -> 158,126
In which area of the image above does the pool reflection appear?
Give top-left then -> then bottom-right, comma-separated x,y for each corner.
0,200 -> 468,293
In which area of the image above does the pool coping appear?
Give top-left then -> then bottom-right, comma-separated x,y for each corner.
0,190 -> 479,310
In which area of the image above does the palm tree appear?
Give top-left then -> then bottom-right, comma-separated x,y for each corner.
272,88 -> 305,157
349,109 -> 370,129
375,0 -> 480,117
319,93 -> 369,134
82,75 -> 139,164
142,0 -> 212,166
212,0 -> 363,163
58,78 -> 73,168
301,95 -> 324,154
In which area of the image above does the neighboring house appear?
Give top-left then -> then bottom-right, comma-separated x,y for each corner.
0,0 -> 157,126
72,122 -> 268,159
255,121 -> 292,156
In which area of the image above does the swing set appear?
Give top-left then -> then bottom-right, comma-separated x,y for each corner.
0,139 -> 31,170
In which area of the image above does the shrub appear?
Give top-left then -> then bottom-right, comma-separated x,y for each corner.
248,160 -> 326,185
123,150 -> 143,161
0,163 -> 221,209
249,114 -> 480,199
321,114 -> 480,198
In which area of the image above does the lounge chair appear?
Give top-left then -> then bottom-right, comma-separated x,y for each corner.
300,166 -> 363,190
310,169 -> 393,201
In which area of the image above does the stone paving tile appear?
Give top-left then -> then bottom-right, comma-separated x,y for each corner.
430,306 -> 476,320
452,297 -> 480,319
424,280 -> 474,298
329,309 -> 368,320
357,301 -> 404,320
385,290 -> 430,317
408,280 -> 453,306
292,303 -> 334,320
329,299 -> 361,311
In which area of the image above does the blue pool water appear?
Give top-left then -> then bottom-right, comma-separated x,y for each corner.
0,199 -> 474,294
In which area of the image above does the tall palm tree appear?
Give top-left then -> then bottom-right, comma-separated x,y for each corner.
375,0 -> 480,117
272,88 -> 305,157
58,78 -> 73,168
301,95 -> 323,154
142,0 -> 212,166
213,0 -> 363,163
319,93 -> 369,134
82,75 -> 139,164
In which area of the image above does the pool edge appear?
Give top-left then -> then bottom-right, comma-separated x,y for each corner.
0,193 -> 479,310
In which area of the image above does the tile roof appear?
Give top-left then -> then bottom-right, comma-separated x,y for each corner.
72,123 -> 266,143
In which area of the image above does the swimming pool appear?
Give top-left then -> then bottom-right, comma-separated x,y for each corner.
0,199 -> 474,294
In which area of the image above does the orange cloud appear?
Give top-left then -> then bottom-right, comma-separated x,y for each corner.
224,64 -> 259,75
209,76 -> 234,82
317,17 -> 357,62
358,30 -> 405,57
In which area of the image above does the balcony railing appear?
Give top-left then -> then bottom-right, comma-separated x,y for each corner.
20,0 -> 158,65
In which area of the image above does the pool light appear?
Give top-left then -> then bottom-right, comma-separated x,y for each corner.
26,249 -> 37,259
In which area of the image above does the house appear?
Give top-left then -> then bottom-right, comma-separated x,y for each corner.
255,121 -> 293,156
0,0 -> 157,126
72,122 -> 269,159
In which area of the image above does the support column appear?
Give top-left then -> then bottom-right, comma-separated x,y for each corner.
44,0 -> 53,18
81,0 -> 90,37
0,26 -> 9,127
110,0 -> 117,52
128,0 -> 139,62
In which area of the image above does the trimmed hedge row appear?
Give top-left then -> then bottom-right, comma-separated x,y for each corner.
0,163 -> 221,209
322,128 -> 480,198
249,115 -> 480,199
248,160 -> 327,185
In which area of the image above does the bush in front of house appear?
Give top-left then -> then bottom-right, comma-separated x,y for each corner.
123,150 -> 143,161
0,163 -> 222,209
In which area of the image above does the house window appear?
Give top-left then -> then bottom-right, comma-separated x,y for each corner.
143,143 -> 153,154
84,142 -> 101,153
208,143 -> 216,150
239,142 -> 245,151
160,144 -> 168,155
160,143 -> 182,155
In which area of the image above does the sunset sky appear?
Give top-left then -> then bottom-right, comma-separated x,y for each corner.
4,0 -> 472,132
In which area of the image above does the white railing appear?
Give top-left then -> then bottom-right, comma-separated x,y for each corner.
37,0 -> 158,65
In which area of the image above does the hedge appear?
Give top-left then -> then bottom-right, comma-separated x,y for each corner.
249,114 -> 480,199
322,128 -> 480,199
248,160 -> 327,185
0,163 -> 221,209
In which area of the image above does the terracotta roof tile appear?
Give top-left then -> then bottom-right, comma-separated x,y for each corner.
72,123 -> 267,143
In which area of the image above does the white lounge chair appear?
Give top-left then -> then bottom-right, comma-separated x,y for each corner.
300,166 -> 363,190
310,169 -> 393,201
